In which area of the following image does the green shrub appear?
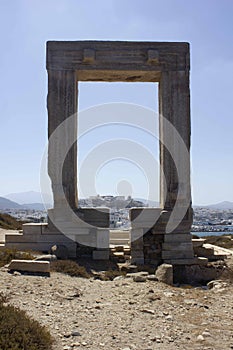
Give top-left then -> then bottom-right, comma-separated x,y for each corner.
0,293 -> 53,350
51,260 -> 90,278
0,248 -> 34,267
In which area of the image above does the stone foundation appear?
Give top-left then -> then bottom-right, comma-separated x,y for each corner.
130,208 -> 194,265
4,207 -> 110,260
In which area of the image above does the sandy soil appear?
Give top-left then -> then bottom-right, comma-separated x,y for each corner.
1,262 -> 233,350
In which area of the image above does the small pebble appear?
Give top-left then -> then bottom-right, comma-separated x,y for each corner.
71,330 -> 81,337
197,334 -> 205,342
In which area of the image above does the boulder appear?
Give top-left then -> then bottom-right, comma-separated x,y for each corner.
207,279 -> 228,290
133,275 -> 147,282
155,264 -> 173,285
173,264 -> 224,285
147,274 -> 158,281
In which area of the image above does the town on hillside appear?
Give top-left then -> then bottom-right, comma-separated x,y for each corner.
1,195 -> 233,233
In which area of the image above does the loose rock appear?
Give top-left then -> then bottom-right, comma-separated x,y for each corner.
155,264 -> 173,285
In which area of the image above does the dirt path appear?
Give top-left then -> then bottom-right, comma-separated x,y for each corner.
1,265 -> 233,350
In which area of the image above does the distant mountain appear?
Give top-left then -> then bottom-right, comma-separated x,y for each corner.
203,201 -> 233,210
5,191 -> 52,206
0,197 -> 51,211
22,203 -> 52,210
0,197 -> 22,210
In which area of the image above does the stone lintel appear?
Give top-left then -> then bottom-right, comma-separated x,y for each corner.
83,48 -> 95,63
147,49 -> 159,64
46,41 -> 190,78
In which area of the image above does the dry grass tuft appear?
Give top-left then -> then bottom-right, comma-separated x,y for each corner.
0,292 -> 53,350
0,248 -> 34,268
51,259 -> 90,278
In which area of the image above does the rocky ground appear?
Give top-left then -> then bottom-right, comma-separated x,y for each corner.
1,259 -> 233,350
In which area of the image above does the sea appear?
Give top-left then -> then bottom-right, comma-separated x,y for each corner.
192,231 -> 233,237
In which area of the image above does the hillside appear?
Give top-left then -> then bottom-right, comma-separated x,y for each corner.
0,213 -> 24,230
206,201 -> 233,210
5,191 -> 52,205
0,197 -> 22,210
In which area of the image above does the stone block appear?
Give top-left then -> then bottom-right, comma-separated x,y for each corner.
8,260 -> 50,274
131,250 -> 144,258
130,208 -> 161,229
162,242 -> 193,251
164,233 -> 192,242
155,263 -> 173,285
92,250 -> 109,260
131,240 -> 144,251
23,223 -> 45,235
110,230 -> 130,239
77,207 -> 110,228
96,229 -> 109,249
194,246 -> 215,257
75,233 -> 97,247
162,250 -> 194,260
192,238 -> 206,248
7,233 -> 50,243
130,229 -> 143,243
47,208 -> 72,222
131,257 -> 144,265
163,257 -> 208,266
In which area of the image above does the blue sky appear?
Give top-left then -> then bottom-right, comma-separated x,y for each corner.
0,0 -> 233,205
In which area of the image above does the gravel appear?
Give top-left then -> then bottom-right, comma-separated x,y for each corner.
0,262 -> 233,350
